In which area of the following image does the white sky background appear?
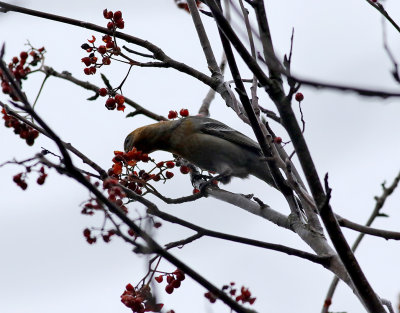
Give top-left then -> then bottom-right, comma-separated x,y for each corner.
1,0 -> 400,312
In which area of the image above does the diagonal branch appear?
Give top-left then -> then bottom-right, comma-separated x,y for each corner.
322,170 -> 400,312
203,1 -> 386,311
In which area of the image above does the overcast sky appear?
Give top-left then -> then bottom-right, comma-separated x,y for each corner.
1,1 -> 400,313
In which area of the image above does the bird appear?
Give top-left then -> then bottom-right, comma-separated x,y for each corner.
124,115 -> 276,188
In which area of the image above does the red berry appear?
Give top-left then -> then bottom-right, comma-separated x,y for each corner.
274,137 -> 282,144
105,97 -> 116,110
102,57 -> 111,65
125,283 -> 134,291
166,161 -> 175,168
155,275 -> 163,283
19,181 -> 28,190
106,41 -> 115,49
20,51 -> 28,59
295,92 -> 304,102
171,280 -> 181,288
152,174 -> 161,182
107,21 -> 114,30
115,94 -> 125,105
37,174 -> 47,185
115,20 -> 125,29
117,103 -> 126,112
81,57 -> 91,66
166,276 -> 173,284
98,88 -> 108,97
13,173 -> 22,183
102,35 -> 112,43
140,153 -> 149,162
26,138 -> 35,146
83,228 -> 91,237
154,222 -> 162,228
193,188 -> 200,194
29,130 -> 39,139
98,45 -> 107,54
167,110 -> 178,119
114,11 -> 122,21
174,270 -> 185,281
165,171 -> 174,179
165,285 -> 174,294
83,68 -> 91,75
180,165 -> 190,174
179,108 -> 189,117
106,11 -> 113,19
12,56 -> 19,64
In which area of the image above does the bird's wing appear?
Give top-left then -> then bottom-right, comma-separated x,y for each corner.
195,117 -> 262,154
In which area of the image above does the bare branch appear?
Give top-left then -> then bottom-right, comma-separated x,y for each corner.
336,215 -> 400,240
322,170 -> 400,312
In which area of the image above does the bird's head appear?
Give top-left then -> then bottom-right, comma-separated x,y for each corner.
124,130 -> 138,153
124,121 -> 174,154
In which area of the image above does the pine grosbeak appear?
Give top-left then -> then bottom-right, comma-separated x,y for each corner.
124,115 -> 276,187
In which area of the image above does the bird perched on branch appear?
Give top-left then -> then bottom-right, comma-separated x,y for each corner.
124,115 -> 276,187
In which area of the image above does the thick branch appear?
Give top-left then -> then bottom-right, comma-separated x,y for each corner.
204,1 -> 386,311
322,170 -> 400,312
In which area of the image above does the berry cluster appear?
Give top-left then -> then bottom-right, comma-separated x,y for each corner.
12,173 -> 28,190
1,47 -> 45,101
110,148 -> 192,197
82,228 -> 97,244
82,177 -> 128,215
2,108 -> 39,146
103,9 -> 125,30
80,10 -> 128,112
232,286 -> 256,305
81,34 -> 117,72
101,91 -> 126,112
121,283 -> 164,313
204,282 -> 256,306
81,9 -> 124,75
81,222 -> 119,244
154,269 -> 186,295
12,166 -> 48,191
167,108 -> 189,119
103,177 -> 128,211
